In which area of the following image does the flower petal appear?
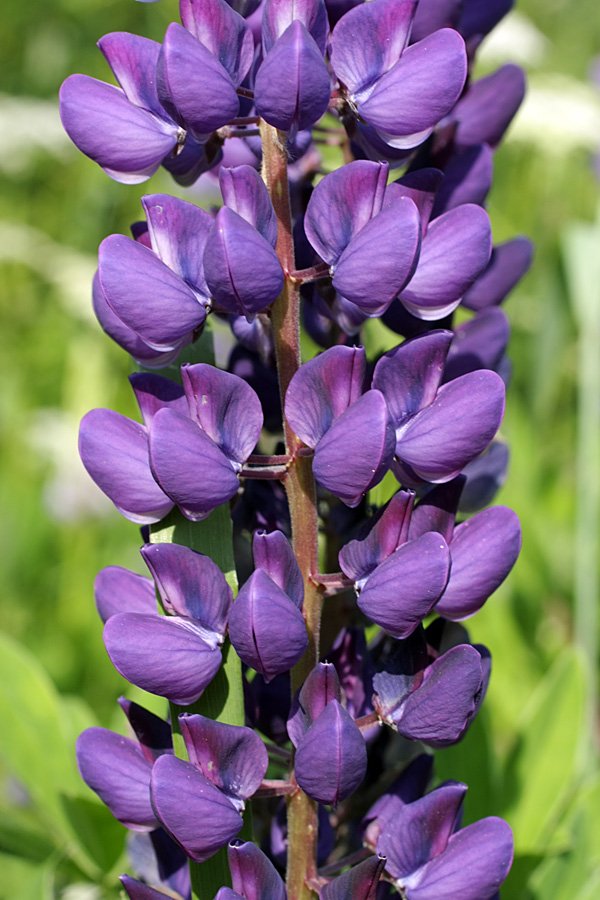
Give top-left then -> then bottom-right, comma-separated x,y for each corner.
373,330 -> 453,421
142,193 -> 213,292
462,236 -> 534,310
321,856 -> 386,900
97,32 -> 164,115
228,840 -> 287,900
94,566 -> 157,623
339,489 -> 415,582
219,165 -> 278,247
180,0 -> 254,85
431,144 -> 493,215
453,64 -> 526,149
252,530 -> 304,610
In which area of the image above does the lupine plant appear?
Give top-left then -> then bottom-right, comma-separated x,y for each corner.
59,0 -> 533,898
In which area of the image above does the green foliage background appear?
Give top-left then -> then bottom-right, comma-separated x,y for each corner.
0,0 -> 599,896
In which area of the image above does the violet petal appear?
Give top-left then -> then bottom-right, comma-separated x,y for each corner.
431,144 -> 493,215
97,32 -> 164,115
219,165 -> 278,247
287,662 -> 343,747
228,839 -> 287,900
372,331 -> 453,421
94,565 -> 157,623
453,64 -> 526,149
118,698 -> 173,763
142,193 -> 213,292
321,855 -> 387,900
180,0 -> 254,86
339,489 -> 415,582
252,530 -> 304,610
129,373 -> 188,428
462,236 -> 534,310
262,0 -> 329,54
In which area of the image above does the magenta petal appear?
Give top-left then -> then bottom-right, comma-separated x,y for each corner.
179,715 -> 268,803
294,700 -> 367,806
373,330 -> 453,421
313,391 -> 396,507
142,193 -> 213,292
151,755 -> 243,862
396,370 -> 505,482
228,569 -> 308,682
149,408 -> 241,520
179,0 -> 254,86
104,613 -> 222,705
396,645 -> 484,745
203,207 -> 284,316
79,409 -> 173,525
403,818 -> 513,900
252,530 -> 304,610
453,64 -> 526,149
462,236 -> 534,310
158,24 -> 240,137
76,728 -> 156,831
94,566 -> 157,623
141,542 -> 233,632
219,165 -> 278,246
359,29 -> 467,135
285,345 -> 367,448
59,75 -> 178,177
332,197 -> 421,314
437,506 -> 521,619
378,782 -> 466,879
254,22 -> 331,132
358,532 -> 450,638
399,205 -> 492,319
321,856 -> 386,900
181,364 -> 263,463
228,840 -> 286,900
97,32 -> 164,115
304,161 -> 389,265
339,489 -> 415,582
98,235 -> 205,348
330,0 -> 418,94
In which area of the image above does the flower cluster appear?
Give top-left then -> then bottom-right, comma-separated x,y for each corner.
62,0 -> 531,898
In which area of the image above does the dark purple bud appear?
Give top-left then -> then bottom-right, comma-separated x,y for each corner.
294,700 -> 367,806
120,876 -> 174,900
129,373 -> 188,428
377,782 -> 467,879
436,506 -> 521,620
118,699 -> 173,763
462,237 -> 534,310
443,308 -> 510,381
151,755 -> 243,862
94,566 -> 157,623
262,0 -> 330,54
158,24 -> 240,137
432,144 -> 494,215
179,715 -> 268,805
399,205 -> 492,321
180,0 -> 254,86
228,569 -> 308,681
204,207 -> 284,316
253,530 -> 303,609
228,840 -> 286,900
339,490 -> 416,582
141,542 -> 233,635
104,613 -> 222,704
458,0 -> 513,41
255,22 -> 331,133
398,817 -> 514,900
453,65 -> 526,149
358,532 -> 450,638
313,390 -> 396,507
220,166 -> 278,247
304,161 -> 389,266
79,409 -> 174,524
76,728 -> 157,830
321,855 -> 387,900
98,235 -> 206,349
285,345 -> 367,448
288,662 -> 343,747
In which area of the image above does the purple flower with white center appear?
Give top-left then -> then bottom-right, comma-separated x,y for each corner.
149,363 -> 264,521
150,716 -> 268,861
59,33 -> 184,184
372,330 -> 506,485
254,0 -> 331,134
376,783 -> 514,900
285,345 -> 396,506
330,0 -> 467,149
371,626 -> 490,746
203,166 -> 284,317
228,530 -> 308,681
76,700 -> 172,831
287,663 -> 367,806
304,161 -> 422,316
104,542 -> 233,704
98,194 -> 213,353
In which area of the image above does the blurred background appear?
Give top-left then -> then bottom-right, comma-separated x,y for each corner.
1,0 -> 599,897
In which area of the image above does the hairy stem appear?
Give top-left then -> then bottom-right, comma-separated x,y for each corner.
260,119 -> 321,900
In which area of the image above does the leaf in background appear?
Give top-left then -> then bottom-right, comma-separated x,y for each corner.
60,796 -> 126,875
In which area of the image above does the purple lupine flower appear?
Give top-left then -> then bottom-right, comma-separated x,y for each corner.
462,236 -> 534,311
228,530 -> 308,681
103,542 -> 233,704
330,0 -> 467,148
150,716 -> 268,861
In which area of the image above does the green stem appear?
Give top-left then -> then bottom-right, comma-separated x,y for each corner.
260,120 -> 321,900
